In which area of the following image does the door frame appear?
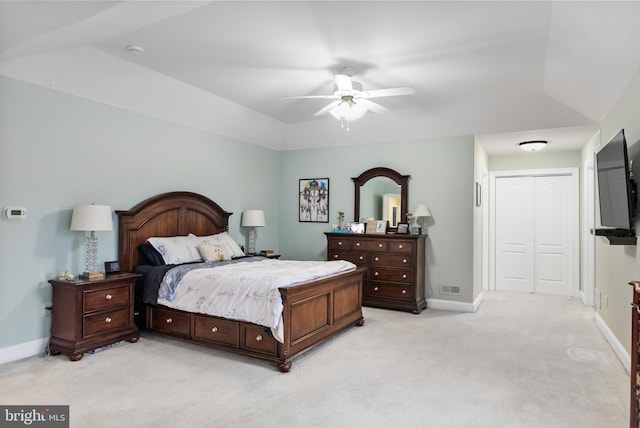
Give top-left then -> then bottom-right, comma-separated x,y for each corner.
489,168 -> 580,296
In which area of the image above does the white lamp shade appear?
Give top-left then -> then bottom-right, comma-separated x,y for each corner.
70,204 -> 113,231
412,204 -> 432,218
241,210 -> 265,227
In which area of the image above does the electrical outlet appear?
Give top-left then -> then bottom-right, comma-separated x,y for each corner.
43,302 -> 52,317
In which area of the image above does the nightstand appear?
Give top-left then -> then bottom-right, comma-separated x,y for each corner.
48,273 -> 140,361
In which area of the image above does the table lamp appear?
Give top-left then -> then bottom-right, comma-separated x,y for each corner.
70,204 -> 113,280
241,210 -> 265,255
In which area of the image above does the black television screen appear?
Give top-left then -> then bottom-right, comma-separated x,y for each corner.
596,129 -> 635,230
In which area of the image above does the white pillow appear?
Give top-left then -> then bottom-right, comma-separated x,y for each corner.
147,235 -> 201,265
198,243 -> 231,262
195,232 -> 245,258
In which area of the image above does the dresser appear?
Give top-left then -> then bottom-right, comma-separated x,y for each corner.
326,233 -> 426,313
630,280 -> 640,427
48,273 -> 140,361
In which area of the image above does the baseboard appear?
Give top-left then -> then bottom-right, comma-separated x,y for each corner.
594,311 -> 630,374
427,292 -> 484,313
0,337 -> 48,365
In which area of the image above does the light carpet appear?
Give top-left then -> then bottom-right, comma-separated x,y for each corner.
0,291 -> 629,427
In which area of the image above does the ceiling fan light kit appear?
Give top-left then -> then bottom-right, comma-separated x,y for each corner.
286,71 -> 415,131
519,140 -> 548,152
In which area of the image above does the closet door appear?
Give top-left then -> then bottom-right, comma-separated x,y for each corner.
495,177 -> 534,293
494,174 -> 574,296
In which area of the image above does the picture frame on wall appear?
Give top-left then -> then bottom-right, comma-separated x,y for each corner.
299,178 -> 329,223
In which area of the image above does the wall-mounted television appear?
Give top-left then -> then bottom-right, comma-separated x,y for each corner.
596,129 -> 636,235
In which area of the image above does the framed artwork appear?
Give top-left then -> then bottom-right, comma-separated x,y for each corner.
299,178 -> 329,223
396,222 -> 409,234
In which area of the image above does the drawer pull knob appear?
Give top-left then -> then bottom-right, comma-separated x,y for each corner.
338,241 -> 343,246
211,326 -> 218,333
378,243 -> 383,248
373,287 -> 379,291
356,242 -> 361,247
256,334 -> 263,341
402,274 -> 407,279
374,272 -> 379,276
374,257 -> 379,261
333,255 -> 339,259
402,290 -> 407,295
105,294 -> 112,300
399,244 -> 403,249
166,318 -> 173,324
403,259 -> 408,264
105,317 -> 112,323
359,256 -> 364,260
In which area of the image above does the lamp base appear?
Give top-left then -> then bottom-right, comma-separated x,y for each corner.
79,271 -> 105,280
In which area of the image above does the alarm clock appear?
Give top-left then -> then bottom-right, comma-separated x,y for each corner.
104,261 -> 120,274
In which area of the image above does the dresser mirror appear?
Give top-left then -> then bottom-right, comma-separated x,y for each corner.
353,167 -> 410,230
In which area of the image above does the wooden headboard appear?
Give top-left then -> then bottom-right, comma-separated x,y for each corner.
116,191 -> 232,272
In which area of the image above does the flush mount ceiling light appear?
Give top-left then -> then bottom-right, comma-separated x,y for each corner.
126,44 -> 144,54
519,140 -> 548,152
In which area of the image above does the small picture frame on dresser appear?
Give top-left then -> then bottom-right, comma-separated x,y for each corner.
366,219 -> 387,234
396,223 -> 409,234
410,226 -> 422,235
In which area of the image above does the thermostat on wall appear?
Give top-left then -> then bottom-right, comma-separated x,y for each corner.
3,206 -> 27,221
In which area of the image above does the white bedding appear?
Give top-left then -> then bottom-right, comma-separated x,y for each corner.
157,259 -> 356,342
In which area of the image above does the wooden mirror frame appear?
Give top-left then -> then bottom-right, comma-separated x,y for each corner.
352,167 -> 410,227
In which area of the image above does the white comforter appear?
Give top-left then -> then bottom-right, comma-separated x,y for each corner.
157,259 -> 356,342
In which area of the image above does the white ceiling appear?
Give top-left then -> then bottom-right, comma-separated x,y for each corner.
2,1 -> 640,153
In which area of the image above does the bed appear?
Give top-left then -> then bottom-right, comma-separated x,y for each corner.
116,191 -> 365,372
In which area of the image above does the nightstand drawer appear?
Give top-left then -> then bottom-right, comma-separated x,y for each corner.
244,324 -> 278,356
84,286 -> 130,312
83,306 -> 130,337
149,306 -> 190,338
192,315 -> 240,348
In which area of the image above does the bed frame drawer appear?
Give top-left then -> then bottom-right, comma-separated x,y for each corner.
192,315 -> 240,348
148,306 -> 190,338
244,324 -> 278,356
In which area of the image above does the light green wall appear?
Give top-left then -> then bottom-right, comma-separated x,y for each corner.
0,76 -> 280,348
279,136 -> 476,303
489,150 -> 582,171
593,67 -> 640,356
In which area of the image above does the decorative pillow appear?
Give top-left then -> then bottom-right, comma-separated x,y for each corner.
146,236 -> 201,265
198,244 -> 230,262
194,232 -> 245,258
137,243 -> 166,266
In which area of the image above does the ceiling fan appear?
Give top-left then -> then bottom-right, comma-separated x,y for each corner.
285,72 -> 415,130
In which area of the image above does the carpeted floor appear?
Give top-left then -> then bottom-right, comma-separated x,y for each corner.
0,291 -> 629,427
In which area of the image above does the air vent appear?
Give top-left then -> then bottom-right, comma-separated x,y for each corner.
440,284 -> 461,295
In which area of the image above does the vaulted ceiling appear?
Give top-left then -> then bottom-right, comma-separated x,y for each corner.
2,1 -> 640,153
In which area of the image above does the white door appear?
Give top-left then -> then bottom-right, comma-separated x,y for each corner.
493,171 -> 577,296
495,177 -> 534,292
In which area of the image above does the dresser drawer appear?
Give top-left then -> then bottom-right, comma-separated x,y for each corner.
389,240 -> 414,254
328,250 -> 367,265
148,306 -> 190,338
353,239 -> 387,251
244,324 -> 278,356
370,254 -> 413,268
84,285 -> 130,312
328,238 -> 352,250
370,268 -> 413,284
192,315 -> 240,348
83,306 -> 130,337
368,283 -> 413,301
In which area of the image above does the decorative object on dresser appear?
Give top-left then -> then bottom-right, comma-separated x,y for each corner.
629,280 -> 640,427
48,273 -> 140,361
70,204 -> 113,280
241,209 -> 265,255
299,178 -> 329,223
117,191 -> 365,372
326,233 -> 426,313
353,167 -> 410,233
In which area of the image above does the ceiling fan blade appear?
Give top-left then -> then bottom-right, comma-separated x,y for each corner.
314,100 -> 341,116
283,94 -> 339,99
358,87 -> 415,98
334,74 -> 353,91
356,99 -> 390,114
